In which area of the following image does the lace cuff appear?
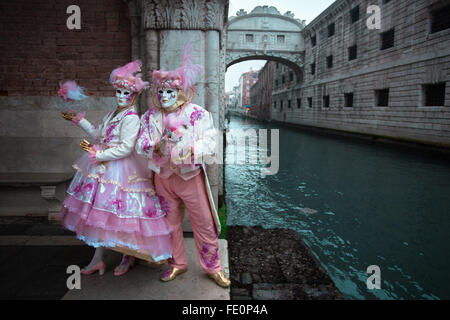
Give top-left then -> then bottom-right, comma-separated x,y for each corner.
72,111 -> 86,125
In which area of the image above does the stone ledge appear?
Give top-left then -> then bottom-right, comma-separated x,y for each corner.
228,226 -> 344,300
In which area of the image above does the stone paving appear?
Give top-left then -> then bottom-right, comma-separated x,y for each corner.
0,217 -> 230,300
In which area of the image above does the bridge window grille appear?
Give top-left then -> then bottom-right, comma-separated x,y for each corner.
277,35 -> 285,44
345,93 -> 354,108
311,63 -> 316,75
245,34 -> 254,43
289,72 -> 294,82
430,4 -> 450,33
423,83 -> 446,106
308,97 -> 313,108
311,35 -> 317,47
297,98 -> 301,108
348,45 -> 357,60
288,100 -> 291,108
323,95 -> 330,108
328,23 -> 335,37
375,89 -> 390,107
350,6 -> 360,24
327,55 -> 333,69
380,29 -> 395,50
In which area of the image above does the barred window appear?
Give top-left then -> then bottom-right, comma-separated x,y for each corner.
375,89 -> 390,107
350,6 -> 360,24
327,55 -> 333,69
311,63 -> 316,75
328,23 -> 335,37
311,35 -> 317,47
245,34 -> 254,42
345,93 -> 354,108
308,97 -> 313,108
297,98 -> 301,108
323,95 -> 330,108
380,29 -> 395,50
430,4 -> 450,34
423,83 -> 446,106
277,35 -> 285,44
348,45 -> 357,60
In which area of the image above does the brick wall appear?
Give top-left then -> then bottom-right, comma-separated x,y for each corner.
0,0 -> 131,97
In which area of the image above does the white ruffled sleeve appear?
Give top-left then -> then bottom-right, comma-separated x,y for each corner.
192,110 -> 217,163
77,115 -> 107,141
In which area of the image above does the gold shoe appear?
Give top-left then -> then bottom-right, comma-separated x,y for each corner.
208,270 -> 231,288
160,267 -> 187,282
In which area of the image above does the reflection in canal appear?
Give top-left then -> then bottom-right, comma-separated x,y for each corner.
224,116 -> 450,300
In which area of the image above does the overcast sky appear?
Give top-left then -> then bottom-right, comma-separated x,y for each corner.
225,0 -> 335,92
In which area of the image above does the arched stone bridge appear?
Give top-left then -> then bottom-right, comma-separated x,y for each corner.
225,6 -> 306,77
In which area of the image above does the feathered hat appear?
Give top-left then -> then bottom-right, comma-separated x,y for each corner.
151,42 -> 203,101
110,60 -> 149,93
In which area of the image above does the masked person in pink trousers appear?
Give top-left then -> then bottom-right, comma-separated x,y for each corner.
135,43 -> 230,287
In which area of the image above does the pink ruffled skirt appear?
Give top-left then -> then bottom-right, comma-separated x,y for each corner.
57,151 -> 173,262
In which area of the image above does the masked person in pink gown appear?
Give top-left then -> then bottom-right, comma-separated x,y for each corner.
58,60 -> 173,276
135,44 -> 230,287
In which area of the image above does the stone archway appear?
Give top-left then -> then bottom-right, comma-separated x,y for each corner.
225,5 -> 306,78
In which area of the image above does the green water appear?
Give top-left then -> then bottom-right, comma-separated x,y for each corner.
224,116 -> 450,300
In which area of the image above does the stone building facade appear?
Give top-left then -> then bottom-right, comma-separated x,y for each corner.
240,69 -> 258,111
249,61 -> 274,121
254,0 -> 450,149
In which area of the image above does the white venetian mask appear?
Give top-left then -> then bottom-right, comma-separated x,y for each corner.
158,87 -> 178,108
116,88 -> 135,107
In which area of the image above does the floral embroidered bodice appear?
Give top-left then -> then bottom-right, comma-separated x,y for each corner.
78,106 -> 140,162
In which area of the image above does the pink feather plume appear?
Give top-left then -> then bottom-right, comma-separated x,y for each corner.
57,81 -> 88,102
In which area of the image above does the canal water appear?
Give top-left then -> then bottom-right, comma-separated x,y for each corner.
224,116 -> 450,300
